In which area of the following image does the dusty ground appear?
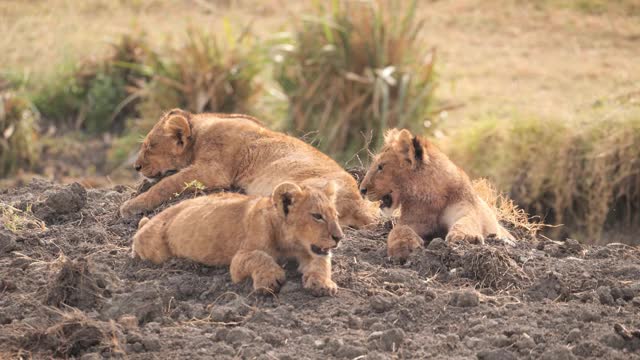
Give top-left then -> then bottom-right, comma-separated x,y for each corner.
1,179 -> 639,359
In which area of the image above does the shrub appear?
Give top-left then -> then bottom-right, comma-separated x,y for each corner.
0,92 -> 40,177
31,32 -> 152,134
273,0 -> 436,160
108,26 -> 263,167
443,110 -> 640,242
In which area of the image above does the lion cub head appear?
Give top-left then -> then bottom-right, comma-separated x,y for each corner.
360,129 -> 426,213
134,109 -> 194,180
272,181 -> 344,257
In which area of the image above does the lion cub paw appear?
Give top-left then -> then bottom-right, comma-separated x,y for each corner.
445,230 -> 485,245
303,274 -> 338,297
253,268 -> 287,295
119,200 -> 141,218
387,226 -> 423,261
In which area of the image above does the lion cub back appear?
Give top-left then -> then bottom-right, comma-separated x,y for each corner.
134,193 -> 259,265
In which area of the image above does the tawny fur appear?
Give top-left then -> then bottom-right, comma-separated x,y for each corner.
132,182 -> 344,296
360,128 -> 513,260
119,109 -> 376,228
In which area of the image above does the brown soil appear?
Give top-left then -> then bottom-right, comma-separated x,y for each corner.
1,179 -> 640,359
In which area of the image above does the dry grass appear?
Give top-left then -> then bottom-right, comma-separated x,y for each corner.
273,0 -> 436,160
445,106 -> 640,243
472,179 -> 544,240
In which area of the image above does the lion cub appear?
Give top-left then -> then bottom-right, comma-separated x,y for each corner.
359,129 -> 513,260
132,181 -> 343,296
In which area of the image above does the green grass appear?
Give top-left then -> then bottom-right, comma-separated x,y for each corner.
31,32 -> 152,134
273,0 -> 436,160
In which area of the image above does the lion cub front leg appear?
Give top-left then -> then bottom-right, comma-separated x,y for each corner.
230,250 -> 286,295
298,255 -> 337,297
387,225 -> 423,261
120,164 -> 232,218
445,215 -> 485,245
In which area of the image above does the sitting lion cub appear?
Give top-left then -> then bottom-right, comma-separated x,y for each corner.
132,181 -> 343,296
359,129 -> 513,260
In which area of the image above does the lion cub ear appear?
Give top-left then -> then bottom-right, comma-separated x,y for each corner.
394,129 -> 424,168
323,181 -> 337,205
164,110 -> 192,150
272,182 -> 302,217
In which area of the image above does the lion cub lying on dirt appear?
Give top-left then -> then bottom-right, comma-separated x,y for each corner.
360,129 -> 513,260
120,109 -> 375,228
132,181 -> 343,296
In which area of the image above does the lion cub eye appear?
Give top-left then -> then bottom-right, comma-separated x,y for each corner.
311,213 -> 325,222
377,164 -> 384,171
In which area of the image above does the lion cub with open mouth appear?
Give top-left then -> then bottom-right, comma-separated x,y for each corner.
360,129 -> 514,260
132,181 -> 343,296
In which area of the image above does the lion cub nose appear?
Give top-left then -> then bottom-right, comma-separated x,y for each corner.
332,234 -> 343,243
359,188 -> 367,197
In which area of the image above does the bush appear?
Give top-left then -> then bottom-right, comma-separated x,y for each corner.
136,27 -> 262,122
0,92 -> 40,177
273,0 -> 436,160
444,110 -> 640,242
31,32 -> 152,134
108,26 -> 263,167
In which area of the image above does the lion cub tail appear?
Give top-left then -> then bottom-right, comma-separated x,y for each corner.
138,216 -> 150,230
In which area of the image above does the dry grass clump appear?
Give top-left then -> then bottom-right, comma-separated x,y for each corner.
0,92 -> 40,177
109,26 -> 262,167
0,202 -> 47,234
460,246 -> 529,290
273,0 -> 436,160
445,108 -> 640,242
472,178 -> 543,241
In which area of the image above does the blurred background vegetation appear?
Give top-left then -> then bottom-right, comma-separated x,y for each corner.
1,0 -> 638,244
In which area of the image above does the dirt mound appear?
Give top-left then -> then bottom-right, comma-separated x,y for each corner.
33,182 -> 87,223
45,257 -> 107,310
1,179 -> 639,358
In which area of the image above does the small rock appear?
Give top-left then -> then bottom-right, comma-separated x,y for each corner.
225,327 -> 256,345
117,315 -> 138,330
563,239 -> 582,254
540,345 -> 576,360
566,328 -> 581,343
477,349 -> 517,360
365,352 -> 392,360
141,337 -> 162,352
632,297 -> 640,307
79,353 -> 102,360
130,342 -> 144,353
0,230 -> 17,254
427,237 -> 446,251
348,315 -> 363,329
379,328 -> 405,352
335,344 -> 367,358
579,309 -> 601,323
449,289 -> 480,307
597,286 -> 615,306
262,332 -> 287,347
424,289 -> 437,301
491,335 -> 513,348
370,296 -> 394,313
515,334 -> 536,350
464,336 -> 485,349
